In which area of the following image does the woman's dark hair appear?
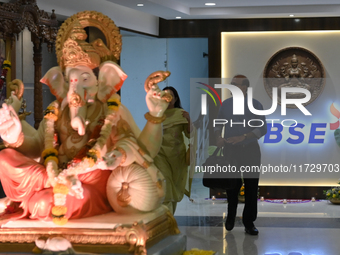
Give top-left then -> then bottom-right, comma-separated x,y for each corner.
163,86 -> 182,109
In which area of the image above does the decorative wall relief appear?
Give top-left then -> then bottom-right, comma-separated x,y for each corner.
263,47 -> 325,108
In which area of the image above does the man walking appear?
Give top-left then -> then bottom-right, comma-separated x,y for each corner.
215,74 -> 267,235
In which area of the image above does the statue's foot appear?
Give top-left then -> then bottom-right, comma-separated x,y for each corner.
0,201 -> 23,225
0,197 -> 10,213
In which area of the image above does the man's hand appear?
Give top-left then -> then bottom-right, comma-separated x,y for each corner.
225,135 -> 246,145
216,136 -> 227,147
0,103 -> 22,144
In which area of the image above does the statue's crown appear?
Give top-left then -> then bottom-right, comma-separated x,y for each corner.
59,20 -> 117,70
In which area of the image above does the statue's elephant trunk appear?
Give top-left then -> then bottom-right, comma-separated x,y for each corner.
68,91 -> 87,136
67,68 -> 89,136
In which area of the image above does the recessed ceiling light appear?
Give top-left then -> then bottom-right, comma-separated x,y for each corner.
205,3 -> 216,6
176,17 -> 182,19
137,3 -> 144,7
289,14 -> 294,17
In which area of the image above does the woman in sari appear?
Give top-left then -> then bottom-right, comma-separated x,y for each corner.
154,86 -> 195,214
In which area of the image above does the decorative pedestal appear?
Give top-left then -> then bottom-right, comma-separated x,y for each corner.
0,205 -> 180,254
146,233 -> 186,255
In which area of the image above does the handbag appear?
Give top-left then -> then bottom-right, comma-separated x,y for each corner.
202,147 -> 237,190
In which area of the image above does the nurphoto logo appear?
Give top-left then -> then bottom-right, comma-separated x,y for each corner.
201,84 -> 311,116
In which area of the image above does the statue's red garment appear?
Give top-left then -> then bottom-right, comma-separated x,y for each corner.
0,148 -> 112,220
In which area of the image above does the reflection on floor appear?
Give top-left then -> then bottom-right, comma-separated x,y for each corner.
175,178 -> 340,255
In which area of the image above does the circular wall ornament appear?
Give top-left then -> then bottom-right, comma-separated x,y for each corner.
263,47 -> 325,108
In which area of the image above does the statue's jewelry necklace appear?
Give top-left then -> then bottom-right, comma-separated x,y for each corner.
41,94 -> 121,225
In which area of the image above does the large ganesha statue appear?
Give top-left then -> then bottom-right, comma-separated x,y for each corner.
0,12 -> 171,225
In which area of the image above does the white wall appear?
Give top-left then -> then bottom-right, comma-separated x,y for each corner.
167,38 -> 209,114
120,36 -> 167,130
120,36 -> 209,130
37,0 -> 159,36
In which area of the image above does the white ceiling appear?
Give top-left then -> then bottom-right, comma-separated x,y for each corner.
106,0 -> 340,20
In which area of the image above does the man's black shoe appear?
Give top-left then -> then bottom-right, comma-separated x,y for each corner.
245,227 -> 259,235
225,218 -> 235,231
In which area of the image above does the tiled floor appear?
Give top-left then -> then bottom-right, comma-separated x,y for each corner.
175,178 -> 340,255
1,178 -> 340,255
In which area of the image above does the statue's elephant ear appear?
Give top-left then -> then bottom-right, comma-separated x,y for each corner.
97,61 -> 127,102
40,66 -> 67,102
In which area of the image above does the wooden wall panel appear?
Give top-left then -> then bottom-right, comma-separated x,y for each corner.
160,17 -> 340,79
160,18 -> 340,197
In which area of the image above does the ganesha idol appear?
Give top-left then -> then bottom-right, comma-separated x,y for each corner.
0,12 -> 172,226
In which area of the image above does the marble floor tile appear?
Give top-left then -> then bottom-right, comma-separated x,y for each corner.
179,226 -> 340,255
175,180 -> 340,254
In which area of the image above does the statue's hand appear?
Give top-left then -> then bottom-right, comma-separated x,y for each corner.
146,85 -> 171,117
5,91 -> 23,113
68,178 -> 84,199
59,173 -> 84,199
101,150 -> 123,170
0,103 -> 22,144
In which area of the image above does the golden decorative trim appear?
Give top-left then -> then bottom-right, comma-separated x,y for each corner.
144,112 -> 166,124
116,182 -> 131,207
3,132 -> 24,148
116,147 -> 127,165
56,11 -> 122,66
142,160 -> 151,169
68,92 -> 85,108
62,37 -> 100,70
0,208 -> 179,254
138,148 -> 146,157
156,179 -> 163,189
166,211 -> 181,235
